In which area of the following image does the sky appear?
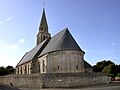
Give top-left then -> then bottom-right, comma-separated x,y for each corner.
0,0 -> 120,67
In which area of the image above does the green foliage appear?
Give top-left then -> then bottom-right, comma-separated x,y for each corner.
6,66 -> 15,74
117,73 -> 120,77
93,60 -> 114,72
102,64 -> 115,77
93,65 -> 101,72
93,60 -> 120,77
0,66 -> 14,76
0,66 -> 9,76
102,66 -> 108,73
108,74 -> 115,78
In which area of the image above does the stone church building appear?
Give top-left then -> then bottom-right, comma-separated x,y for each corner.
15,8 -> 92,74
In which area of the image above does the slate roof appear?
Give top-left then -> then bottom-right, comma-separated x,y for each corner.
17,28 -> 87,66
84,60 -> 93,68
39,28 -> 85,57
17,39 -> 49,66
40,8 -> 48,28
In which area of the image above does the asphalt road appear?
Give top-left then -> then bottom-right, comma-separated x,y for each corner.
0,85 -> 120,90
0,86 -> 20,90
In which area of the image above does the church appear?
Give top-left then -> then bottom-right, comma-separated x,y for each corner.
15,8 -> 92,74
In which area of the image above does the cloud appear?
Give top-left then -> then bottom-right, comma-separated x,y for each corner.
6,17 -> 13,21
9,44 -> 19,50
0,43 -> 20,51
0,16 -> 13,25
18,39 -> 26,44
0,21 -> 4,24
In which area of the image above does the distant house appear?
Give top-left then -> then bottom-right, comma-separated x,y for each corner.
16,8 -> 92,74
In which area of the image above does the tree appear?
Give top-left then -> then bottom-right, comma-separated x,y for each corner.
117,73 -> 120,77
102,66 -> 108,73
102,64 -> 115,77
0,66 -> 9,76
93,65 -> 101,72
6,66 -> 15,74
0,66 -> 15,76
93,60 -> 115,72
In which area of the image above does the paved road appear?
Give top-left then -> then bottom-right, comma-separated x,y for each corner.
0,86 -> 20,90
0,85 -> 120,90
21,86 -> 120,90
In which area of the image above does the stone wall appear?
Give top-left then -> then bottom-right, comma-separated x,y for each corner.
39,50 -> 85,74
42,73 -> 110,88
0,74 -> 42,88
0,73 -> 110,88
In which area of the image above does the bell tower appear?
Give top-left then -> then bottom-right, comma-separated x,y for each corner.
37,8 -> 51,45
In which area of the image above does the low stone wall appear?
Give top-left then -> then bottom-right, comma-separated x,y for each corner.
42,73 -> 110,88
0,73 -> 110,88
0,74 -> 42,88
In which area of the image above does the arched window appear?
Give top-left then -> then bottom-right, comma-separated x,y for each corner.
44,28 -> 47,32
58,65 -> 59,70
21,66 -> 22,74
28,65 -> 29,74
43,60 -> 45,72
43,36 -> 46,40
41,27 -> 43,31
17,68 -> 19,74
76,65 -> 78,70
38,63 -> 40,73
24,65 -> 27,74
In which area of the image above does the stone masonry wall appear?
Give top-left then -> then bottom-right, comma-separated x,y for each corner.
0,73 -> 110,88
0,74 -> 42,88
39,50 -> 85,74
42,73 -> 110,88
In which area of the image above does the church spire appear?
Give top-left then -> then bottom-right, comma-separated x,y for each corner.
39,8 -> 48,32
37,8 -> 51,45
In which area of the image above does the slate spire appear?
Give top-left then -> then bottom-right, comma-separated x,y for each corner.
39,8 -> 48,32
37,8 -> 51,45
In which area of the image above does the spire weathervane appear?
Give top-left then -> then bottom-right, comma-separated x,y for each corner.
43,1 -> 45,9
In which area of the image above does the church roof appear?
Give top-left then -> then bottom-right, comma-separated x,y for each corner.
17,39 -> 49,66
39,28 -> 85,57
84,60 -> 93,68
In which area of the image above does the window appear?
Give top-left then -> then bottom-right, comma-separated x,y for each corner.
41,27 -> 43,31
44,28 -> 46,31
18,68 -> 19,74
21,66 -> 22,74
58,65 -> 59,70
28,65 -> 29,74
76,65 -> 78,70
80,53 -> 82,55
24,65 -> 27,74
38,64 -> 40,73
43,60 -> 45,72
43,36 -> 46,40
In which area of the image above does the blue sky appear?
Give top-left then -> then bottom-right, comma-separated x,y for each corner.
0,0 -> 120,67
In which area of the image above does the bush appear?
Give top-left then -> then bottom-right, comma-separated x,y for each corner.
117,73 -> 120,77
